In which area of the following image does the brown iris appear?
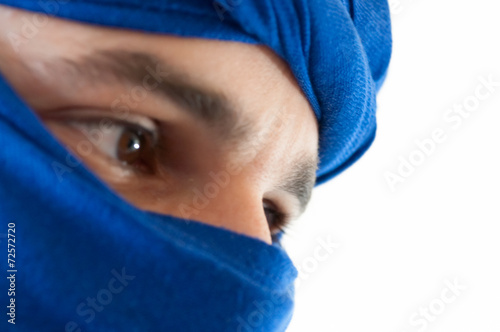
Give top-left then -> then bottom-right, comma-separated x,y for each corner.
116,127 -> 154,171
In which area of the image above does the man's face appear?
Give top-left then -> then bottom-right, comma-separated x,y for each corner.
0,6 -> 319,244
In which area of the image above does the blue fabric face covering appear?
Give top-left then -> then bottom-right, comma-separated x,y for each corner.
0,73 -> 297,331
0,0 -> 391,331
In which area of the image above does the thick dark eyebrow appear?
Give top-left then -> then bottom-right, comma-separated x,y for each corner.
62,49 -> 246,140
60,49 -> 317,212
278,153 -> 318,214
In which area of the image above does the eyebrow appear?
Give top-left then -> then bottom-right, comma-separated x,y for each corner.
278,153 -> 318,214
59,49 -> 317,213
62,50 -> 244,139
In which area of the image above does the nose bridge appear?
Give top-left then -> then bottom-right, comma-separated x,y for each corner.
192,176 -> 273,244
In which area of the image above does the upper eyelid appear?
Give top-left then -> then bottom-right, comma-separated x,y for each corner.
43,108 -> 161,141
42,109 -> 158,133
263,198 -> 296,231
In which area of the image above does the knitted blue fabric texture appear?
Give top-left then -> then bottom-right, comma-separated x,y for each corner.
0,1 -> 391,331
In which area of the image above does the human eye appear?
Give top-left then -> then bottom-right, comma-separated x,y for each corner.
263,199 -> 291,240
43,110 -> 162,176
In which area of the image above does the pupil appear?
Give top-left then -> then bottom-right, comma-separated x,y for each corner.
127,135 -> 141,152
118,128 -> 144,164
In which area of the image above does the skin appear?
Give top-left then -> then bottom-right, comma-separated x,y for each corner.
0,6 -> 319,244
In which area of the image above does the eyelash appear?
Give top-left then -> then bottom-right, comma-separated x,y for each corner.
264,199 -> 291,238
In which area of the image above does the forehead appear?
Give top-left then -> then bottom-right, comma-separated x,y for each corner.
149,37 -> 319,160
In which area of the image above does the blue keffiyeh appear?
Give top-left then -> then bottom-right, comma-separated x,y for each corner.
0,1 -> 391,331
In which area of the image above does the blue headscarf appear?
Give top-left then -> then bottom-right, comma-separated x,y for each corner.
0,1 -> 391,331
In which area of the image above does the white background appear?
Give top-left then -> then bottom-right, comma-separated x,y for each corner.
285,0 -> 500,331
